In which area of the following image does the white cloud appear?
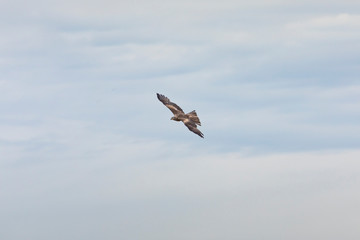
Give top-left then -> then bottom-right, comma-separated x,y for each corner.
287,13 -> 360,28
284,13 -> 360,45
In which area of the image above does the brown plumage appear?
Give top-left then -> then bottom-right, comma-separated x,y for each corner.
157,93 -> 204,138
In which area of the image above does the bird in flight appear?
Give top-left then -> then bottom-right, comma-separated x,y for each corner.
157,93 -> 204,138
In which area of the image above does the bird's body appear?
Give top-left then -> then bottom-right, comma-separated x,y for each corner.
157,93 -> 204,138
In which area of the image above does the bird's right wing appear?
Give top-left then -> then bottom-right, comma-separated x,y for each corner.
184,119 -> 204,138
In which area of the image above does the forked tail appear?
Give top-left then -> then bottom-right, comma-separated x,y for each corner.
186,110 -> 201,126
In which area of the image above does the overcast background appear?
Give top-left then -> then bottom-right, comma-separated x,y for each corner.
1,0 -> 360,239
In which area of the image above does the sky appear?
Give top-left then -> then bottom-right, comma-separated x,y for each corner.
1,0 -> 360,239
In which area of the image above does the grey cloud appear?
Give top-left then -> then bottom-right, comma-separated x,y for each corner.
1,146 -> 360,239
1,1 -> 360,239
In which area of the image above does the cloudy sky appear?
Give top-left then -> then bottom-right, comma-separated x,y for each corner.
1,0 -> 360,239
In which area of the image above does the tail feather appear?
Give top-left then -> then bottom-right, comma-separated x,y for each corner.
186,110 -> 201,126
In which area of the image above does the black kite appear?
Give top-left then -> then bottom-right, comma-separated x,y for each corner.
157,93 -> 204,138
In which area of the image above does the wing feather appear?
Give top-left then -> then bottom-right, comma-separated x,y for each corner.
157,93 -> 184,115
184,119 -> 204,138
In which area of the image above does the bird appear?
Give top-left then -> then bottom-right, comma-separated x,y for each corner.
157,93 -> 204,138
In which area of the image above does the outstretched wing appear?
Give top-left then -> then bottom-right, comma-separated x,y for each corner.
184,119 -> 204,138
157,93 -> 184,115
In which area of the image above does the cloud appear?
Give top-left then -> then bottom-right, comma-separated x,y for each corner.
1,144 -> 360,239
1,1 -> 360,239
287,13 -> 360,29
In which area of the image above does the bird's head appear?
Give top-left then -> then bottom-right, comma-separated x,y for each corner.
170,117 -> 175,121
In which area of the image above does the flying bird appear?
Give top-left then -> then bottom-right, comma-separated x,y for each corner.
157,93 -> 204,138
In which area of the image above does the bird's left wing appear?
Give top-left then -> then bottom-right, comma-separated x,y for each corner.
157,93 -> 184,115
